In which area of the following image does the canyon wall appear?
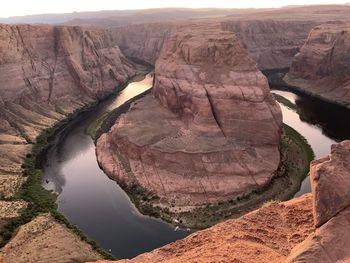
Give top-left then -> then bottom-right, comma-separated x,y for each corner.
96,24 -> 282,208
285,22 -> 350,108
221,20 -> 316,70
0,24 -> 135,198
110,20 -> 316,71
109,23 -> 175,65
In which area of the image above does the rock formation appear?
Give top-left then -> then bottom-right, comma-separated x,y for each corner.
110,20 -> 317,71
221,20 -> 317,70
110,23 -> 175,65
285,22 -> 350,108
0,24 -> 136,197
286,140 -> 350,262
96,25 -> 282,208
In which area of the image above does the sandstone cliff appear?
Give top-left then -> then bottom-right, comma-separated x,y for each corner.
96,25 -> 282,209
110,20 -> 316,71
221,20 -> 317,70
0,24 -> 136,198
110,23 -> 175,65
285,22 -> 350,108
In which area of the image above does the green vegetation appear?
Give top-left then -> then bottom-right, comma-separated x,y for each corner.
281,124 -> 315,187
86,112 -> 109,140
273,93 -> 298,111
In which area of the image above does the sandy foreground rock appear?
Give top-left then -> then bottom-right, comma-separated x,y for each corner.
285,22 -> 350,108
97,24 -> 282,207
0,214 -> 101,263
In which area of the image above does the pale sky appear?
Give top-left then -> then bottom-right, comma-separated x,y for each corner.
1,0 -> 349,18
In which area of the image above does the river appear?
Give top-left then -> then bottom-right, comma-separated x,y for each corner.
272,88 -> 350,196
42,74 -> 188,259
42,74 -> 350,259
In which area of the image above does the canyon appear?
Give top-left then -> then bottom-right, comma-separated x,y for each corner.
285,22 -> 350,108
96,24 -> 282,212
0,4 -> 350,263
110,20 -> 316,71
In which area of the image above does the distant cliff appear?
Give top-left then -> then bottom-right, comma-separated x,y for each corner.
110,20 -> 316,71
285,22 -> 350,108
109,23 -> 175,65
221,20 -> 316,70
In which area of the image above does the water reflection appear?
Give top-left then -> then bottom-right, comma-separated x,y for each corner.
272,88 -> 350,197
43,74 -> 188,259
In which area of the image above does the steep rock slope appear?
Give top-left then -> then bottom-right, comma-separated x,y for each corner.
0,24 -> 136,197
109,23 -> 175,65
97,25 -> 282,208
110,20 -> 315,71
221,20 -> 317,70
285,22 -> 350,108
286,140 -> 350,262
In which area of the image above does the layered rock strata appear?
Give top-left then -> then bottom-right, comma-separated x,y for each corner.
97,25 -> 282,207
0,24 -> 136,197
110,20 -> 316,71
110,23 -> 175,65
285,22 -> 350,108
221,20 -> 317,70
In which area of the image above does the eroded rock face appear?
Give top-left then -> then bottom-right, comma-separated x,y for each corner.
110,20 -> 316,71
286,140 -> 350,263
97,25 -> 282,207
110,23 -> 175,65
221,20 -> 316,70
285,22 -> 350,107
0,24 -> 135,197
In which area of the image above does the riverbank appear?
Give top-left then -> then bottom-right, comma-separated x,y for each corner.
0,67 -> 151,260
96,90 -> 314,229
